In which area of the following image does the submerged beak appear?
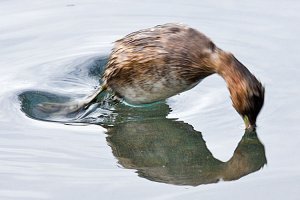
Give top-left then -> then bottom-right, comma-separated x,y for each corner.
243,116 -> 256,131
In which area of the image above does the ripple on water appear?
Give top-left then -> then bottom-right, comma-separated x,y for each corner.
16,54 -> 267,186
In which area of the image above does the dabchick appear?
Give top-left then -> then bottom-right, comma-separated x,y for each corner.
40,23 -> 265,130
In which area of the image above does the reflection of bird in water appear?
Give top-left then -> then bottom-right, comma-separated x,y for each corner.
105,103 -> 267,186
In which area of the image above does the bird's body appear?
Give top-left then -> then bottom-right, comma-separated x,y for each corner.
103,23 -> 215,104
102,23 -> 264,129
39,23 -> 264,129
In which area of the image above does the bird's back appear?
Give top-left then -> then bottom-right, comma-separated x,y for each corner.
103,23 -> 216,104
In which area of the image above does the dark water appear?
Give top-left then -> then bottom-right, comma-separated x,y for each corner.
1,0 -> 300,199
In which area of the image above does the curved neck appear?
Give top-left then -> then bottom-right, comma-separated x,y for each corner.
214,50 -> 254,92
211,49 -> 258,126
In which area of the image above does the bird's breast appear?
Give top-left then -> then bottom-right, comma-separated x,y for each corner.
111,76 -> 201,105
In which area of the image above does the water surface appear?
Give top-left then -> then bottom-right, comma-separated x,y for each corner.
0,0 -> 300,199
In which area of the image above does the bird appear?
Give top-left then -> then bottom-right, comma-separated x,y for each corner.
39,23 -> 265,130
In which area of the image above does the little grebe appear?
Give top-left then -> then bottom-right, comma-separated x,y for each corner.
41,23 -> 265,130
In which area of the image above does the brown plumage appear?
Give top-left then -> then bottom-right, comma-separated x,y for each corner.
102,23 -> 264,129
39,23 -> 264,129
103,24 -> 215,104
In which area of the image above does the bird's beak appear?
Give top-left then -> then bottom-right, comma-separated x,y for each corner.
243,115 -> 256,131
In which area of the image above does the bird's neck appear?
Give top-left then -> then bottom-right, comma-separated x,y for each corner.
216,51 -> 253,88
212,49 -> 254,114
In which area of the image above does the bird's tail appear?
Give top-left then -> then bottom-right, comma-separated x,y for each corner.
37,85 -> 107,115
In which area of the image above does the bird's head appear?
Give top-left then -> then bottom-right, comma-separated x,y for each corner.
232,79 -> 265,130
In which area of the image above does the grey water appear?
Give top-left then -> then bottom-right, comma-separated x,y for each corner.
0,0 -> 300,199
